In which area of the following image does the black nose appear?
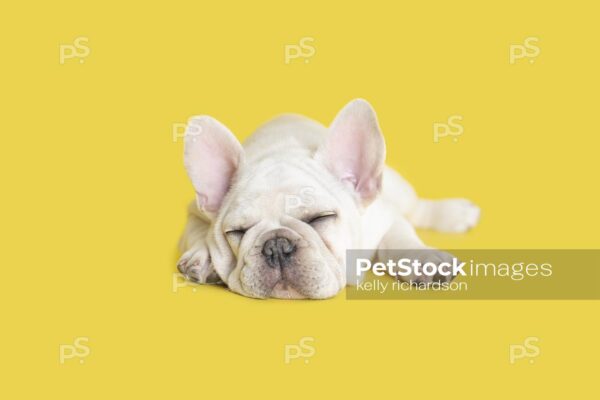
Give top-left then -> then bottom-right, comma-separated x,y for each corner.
262,237 -> 296,268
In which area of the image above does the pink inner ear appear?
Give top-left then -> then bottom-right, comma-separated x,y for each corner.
196,136 -> 239,211
319,99 -> 386,204
355,173 -> 383,203
184,116 -> 243,213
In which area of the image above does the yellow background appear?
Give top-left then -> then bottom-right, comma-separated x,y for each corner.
1,1 -> 598,398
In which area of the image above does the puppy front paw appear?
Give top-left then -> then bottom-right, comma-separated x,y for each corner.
177,247 -> 221,284
399,249 -> 459,284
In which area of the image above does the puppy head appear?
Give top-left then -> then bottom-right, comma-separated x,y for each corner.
183,99 -> 386,299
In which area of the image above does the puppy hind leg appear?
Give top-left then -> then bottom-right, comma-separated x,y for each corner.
406,198 -> 480,233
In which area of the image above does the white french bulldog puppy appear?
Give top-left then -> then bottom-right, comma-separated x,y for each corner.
178,99 -> 480,299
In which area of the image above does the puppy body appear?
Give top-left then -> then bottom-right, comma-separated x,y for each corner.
178,100 -> 479,299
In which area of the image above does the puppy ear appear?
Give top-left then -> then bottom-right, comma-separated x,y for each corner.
316,99 -> 386,206
184,116 -> 243,215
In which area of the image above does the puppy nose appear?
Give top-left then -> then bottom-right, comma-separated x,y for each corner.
262,237 -> 296,268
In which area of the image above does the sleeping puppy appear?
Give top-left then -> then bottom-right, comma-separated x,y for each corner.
177,99 -> 480,299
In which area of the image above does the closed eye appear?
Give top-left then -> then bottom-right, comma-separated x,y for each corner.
225,228 -> 247,237
305,212 -> 337,225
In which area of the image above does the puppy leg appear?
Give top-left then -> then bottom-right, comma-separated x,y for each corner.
381,167 -> 479,233
406,198 -> 480,233
177,213 -> 221,284
376,216 -> 457,283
